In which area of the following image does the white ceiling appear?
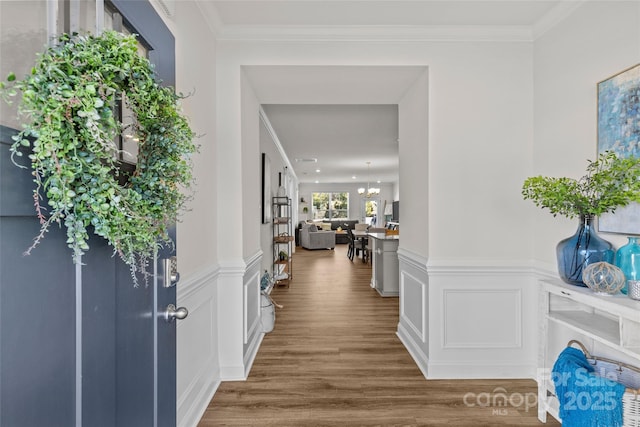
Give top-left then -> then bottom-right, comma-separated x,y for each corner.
244,65 -> 426,184
208,1 -> 569,185
263,104 -> 399,184
209,1 -> 564,29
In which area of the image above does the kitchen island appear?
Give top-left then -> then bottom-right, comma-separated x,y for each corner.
368,232 -> 399,297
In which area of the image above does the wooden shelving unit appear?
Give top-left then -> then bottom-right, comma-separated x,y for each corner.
272,196 -> 293,287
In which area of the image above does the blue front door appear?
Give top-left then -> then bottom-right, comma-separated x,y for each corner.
0,1 -> 181,426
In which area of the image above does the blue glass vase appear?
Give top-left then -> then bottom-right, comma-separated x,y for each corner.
614,236 -> 640,295
556,215 -> 615,286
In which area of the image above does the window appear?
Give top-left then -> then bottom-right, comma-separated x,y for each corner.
364,199 -> 379,226
0,3 -> 48,130
105,3 -> 150,165
312,192 -> 349,220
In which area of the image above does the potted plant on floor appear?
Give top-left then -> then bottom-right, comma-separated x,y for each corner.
522,151 -> 640,286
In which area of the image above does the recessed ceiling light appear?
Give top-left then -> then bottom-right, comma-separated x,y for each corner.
352,175 -> 356,179
315,180 -> 319,184
315,169 -> 321,173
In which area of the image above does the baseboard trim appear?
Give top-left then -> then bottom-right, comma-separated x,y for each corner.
178,368 -> 221,427
397,322 -> 429,379
219,364 -> 249,381
425,360 -> 537,380
243,329 -> 265,378
218,327 -> 265,381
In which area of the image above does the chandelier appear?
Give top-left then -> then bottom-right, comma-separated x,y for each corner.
358,162 -> 380,197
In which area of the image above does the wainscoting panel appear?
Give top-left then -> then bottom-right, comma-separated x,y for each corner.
244,269 -> 261,345
427,263 -> 538,379
242,251 -> 264,378
397,248 -> 430,378
396,251 -> 538,381
400,270 -> 427,342
177,265 -> 220,427
442,289 -> 522,349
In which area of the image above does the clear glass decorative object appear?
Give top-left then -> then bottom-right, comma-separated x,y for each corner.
582,261 -> 626,295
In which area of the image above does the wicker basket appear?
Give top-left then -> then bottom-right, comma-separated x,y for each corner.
568,340 -> 640,427
273,233 -> 294,243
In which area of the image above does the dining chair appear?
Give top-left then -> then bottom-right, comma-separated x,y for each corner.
362,240 -> 370,264
362,228 -> 386,264
346,228 -> 356,261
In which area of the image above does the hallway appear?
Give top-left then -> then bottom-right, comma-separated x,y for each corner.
198,245 -> 555,426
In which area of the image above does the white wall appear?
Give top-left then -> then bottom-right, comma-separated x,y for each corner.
174,9 -> 218,275
532,1 -> 640,269
214,37 -> 537,381
422,42 -> 534,263
530,1 -> 640,381
242,70 -> 263,259
214,71 -> 263,383
399,69 -> 429,255
179,3 -> 640,424
221,39 -> 534,262
172,2 -> 221,426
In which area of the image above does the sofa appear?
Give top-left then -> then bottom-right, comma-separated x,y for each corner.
322,219 -> 359,244
299,222 -> 336,250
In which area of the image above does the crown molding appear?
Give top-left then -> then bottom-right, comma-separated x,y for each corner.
196,0 -> 587,43
195,0 -> 224,38
258,107 -> 299,184
532,0 -> 587,39
214,24 -> 534,42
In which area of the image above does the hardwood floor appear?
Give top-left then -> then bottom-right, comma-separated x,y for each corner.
198,245 -> 558,427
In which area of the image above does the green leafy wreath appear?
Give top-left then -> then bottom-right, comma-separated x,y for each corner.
1,31 -> 196,285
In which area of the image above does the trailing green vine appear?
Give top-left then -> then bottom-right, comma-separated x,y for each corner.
1,31 -> 196,285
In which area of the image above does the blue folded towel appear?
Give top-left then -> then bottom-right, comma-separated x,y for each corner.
552,346 -> 626,427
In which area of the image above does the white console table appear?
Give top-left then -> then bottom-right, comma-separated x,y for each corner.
368,232 -> 399,297
538,279 -> 640,423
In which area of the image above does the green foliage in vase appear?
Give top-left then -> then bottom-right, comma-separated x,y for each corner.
1,31 -> 197,285
522,151 -> 640,219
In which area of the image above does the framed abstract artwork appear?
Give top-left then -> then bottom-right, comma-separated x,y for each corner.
597,63 -> 640,234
